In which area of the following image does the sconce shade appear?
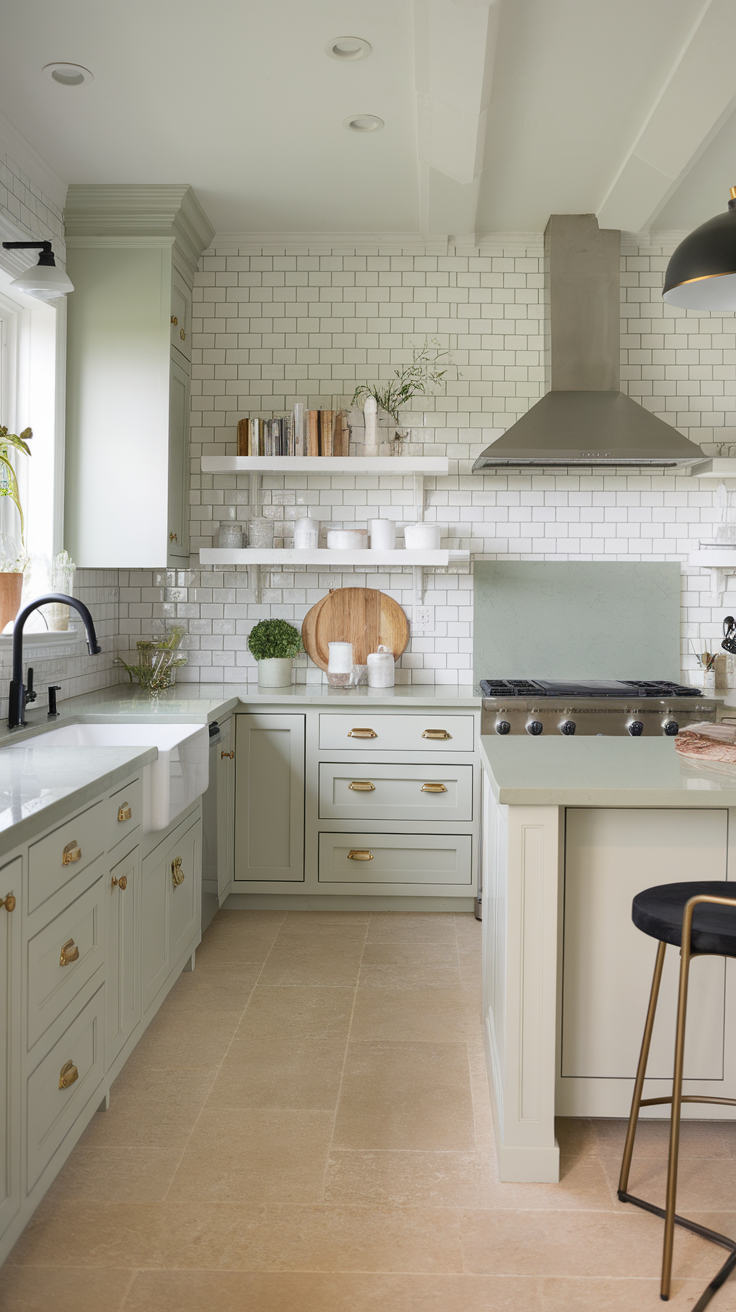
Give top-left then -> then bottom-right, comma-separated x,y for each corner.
1,240 -> 74,301
663,197 -> 736,311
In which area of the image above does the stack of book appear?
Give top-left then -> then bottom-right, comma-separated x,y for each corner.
237,409 -> 349,457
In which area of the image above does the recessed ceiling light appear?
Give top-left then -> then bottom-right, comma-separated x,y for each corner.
343,114 -> 384,133
325,36 -> 372,61
42,62 -> 94,87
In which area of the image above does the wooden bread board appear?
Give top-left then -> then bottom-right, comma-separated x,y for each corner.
301,587 -> 410,672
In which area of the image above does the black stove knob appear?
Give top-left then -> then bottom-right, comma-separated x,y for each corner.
526,720 -> 544,736
627,720 -> 644,737
559,720 -> 576,736
495,720 -> 511,735
662,720 -> 679,736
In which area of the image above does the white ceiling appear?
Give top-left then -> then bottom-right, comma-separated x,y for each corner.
1,0 -> 735,239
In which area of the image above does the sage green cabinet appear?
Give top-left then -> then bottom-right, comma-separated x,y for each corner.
0,859 -> 21,1241
217,718 -> 235,902
142,811 -> 202,1019
234,713 -> 305,883
106,845 -> 140,1070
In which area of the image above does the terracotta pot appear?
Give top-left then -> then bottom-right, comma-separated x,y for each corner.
0,573 -> 22,633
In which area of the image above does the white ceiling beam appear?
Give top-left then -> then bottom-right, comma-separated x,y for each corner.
597,0 -> 736,233
414,0 -> 501,237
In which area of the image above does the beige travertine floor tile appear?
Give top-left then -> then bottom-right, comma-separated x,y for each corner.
120,1008 -> 240,1072
350,987 -> 474,1043
194,909 -> 285,962
237,985 -> 355,1039
44,1145 -> 181,1203
593,1115 -> 736,1158
79,1069 -> 216,1149
334,1041 -> 475,1151
205,1033 -> 347,1110
9,1202 -> 464,1273
0,1266 -> 134,1310
361,941 -> 460,968
285,909 -> 370,924
602,1152 -> 736,1212
124,1270 -> 545,1312
158,960 -> 262,1012
555,1117 -> 600,1160
359,964 -> 464,989
539,1275 -> 736,1310
277,919 -> 369,940
258,938 -> 365,986
324,1149 -> 496,1207
167,1109 -> 334,1203
366,913 -> 458,943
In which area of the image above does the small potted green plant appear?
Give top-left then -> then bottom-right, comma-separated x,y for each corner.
248,618 -> 303,687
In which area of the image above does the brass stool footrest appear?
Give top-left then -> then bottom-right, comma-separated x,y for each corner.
619,1190 -> 736,1311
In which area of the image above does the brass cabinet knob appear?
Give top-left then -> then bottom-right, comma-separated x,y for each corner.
111,874 -> 128,891
0,893 -> 16,912
59,1060 -> 78,1090
347,849 -> 373,861
170,315 -> 178,325
60,938 -> 80,967
421,782 -> 447,793
171,856 -> 185,887
169,532 -> 178,543
221,750 -> 234,759
348,781 -> 375,791
117,804 -> 132,822
62,841 -> 82,866
348,728 -> 377,738
180,328 -> 186,341
422,728 -> 451,740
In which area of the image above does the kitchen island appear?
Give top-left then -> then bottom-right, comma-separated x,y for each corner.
480,735 -> 736,1183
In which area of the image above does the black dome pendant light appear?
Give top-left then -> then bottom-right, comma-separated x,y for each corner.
663,188 -> 736,311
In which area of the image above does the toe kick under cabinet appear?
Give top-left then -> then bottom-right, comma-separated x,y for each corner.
233,706 -> 480,900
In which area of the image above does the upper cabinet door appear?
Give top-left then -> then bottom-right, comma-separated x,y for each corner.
167,354 -> 190,563
170,269 -> 192,364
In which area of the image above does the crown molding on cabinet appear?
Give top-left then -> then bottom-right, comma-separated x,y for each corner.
64,184 -> 215,281
0,109 -> 68,214
206,232 -> 450,256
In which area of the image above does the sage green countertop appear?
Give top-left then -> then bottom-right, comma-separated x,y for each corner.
480,735 -> 736,807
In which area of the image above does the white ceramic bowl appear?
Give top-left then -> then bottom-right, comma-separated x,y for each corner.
403,522 -> 442,550
327,529 -> 368,550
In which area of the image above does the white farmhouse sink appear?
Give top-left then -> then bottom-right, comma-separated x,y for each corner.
40,722 -> 209,832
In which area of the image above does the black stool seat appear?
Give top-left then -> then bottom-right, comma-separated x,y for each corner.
633,880 -> 736,957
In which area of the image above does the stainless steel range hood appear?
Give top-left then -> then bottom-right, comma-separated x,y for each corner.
472,214 -> 707,470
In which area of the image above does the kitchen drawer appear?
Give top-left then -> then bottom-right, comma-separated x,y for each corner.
108,778 -> 142,851
26,875 -> 105,1052
318,832 -> 473,885
28,801 -> 106,916
319,763 -> 474,822
26,984 -> 105,1192
318,713 -> 474,753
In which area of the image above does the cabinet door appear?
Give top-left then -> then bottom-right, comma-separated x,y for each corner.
167,353 -> 190,564
170,268 -> 192,363
217,719 -> 235,902
234,714 -> 305,883
141,841 -> 170,1016
106,846 -> 141,1070
0,858 -> 21,1241
168,821 -> 199,964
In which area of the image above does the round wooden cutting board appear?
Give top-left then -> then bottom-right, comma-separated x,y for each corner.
301,587 -> 410,672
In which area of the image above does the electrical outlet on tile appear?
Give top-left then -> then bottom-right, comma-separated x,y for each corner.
413,607 -> 433,632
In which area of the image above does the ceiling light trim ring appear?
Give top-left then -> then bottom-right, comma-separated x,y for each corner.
325,36 -> 372,61
343,114 -> 384,133
42,62 -> 94,87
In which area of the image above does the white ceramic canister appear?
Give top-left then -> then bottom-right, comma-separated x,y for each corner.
326,528 -> 368,550
404,522 -> 442,550
369,518 -> 396,551
327,641 -> 355,688
294,516 -> 319,549
363,395 -> 378,451
367,644 -> 395,688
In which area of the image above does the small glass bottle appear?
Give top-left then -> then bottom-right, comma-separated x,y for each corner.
247,517 -> 275,548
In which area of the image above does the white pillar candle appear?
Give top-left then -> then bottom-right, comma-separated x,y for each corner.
328,641 -> 354,673
369,518 -> 396,550
367,644 -> 395,688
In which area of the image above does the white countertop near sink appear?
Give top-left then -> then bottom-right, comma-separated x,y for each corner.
480,735 -> 736,807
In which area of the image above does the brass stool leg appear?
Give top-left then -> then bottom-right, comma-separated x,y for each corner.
661,931 -> 694,1300
619,940 -> 667,1196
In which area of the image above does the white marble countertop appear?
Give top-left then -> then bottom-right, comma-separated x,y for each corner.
480,735 -> 736,807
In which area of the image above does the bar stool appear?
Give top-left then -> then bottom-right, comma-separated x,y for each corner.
619,881 -> 736,1310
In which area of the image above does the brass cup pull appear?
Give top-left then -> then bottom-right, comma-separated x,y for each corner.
347,849 -> 373,861
180,328 -> 186,341
117,804 -> 132,822
169,532 -> 178,543
62,841 -> 82,866
59,1060 -> 78,1090
421,782 -> 447,793
422,729 -> 451,740
171,856 -> 185,887
60,938 -> 80,967
348,728 -> 377,738
221,750 -> 234,759
171,315 -> 178,325
111,875 -> 128,891
349,781 -> 375,791
0,893 -> 16,912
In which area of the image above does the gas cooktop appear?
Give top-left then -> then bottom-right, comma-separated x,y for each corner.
480,679 -> 700,699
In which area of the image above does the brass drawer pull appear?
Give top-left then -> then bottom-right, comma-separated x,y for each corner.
422,729 -> 451,740
62,841 -> 82,866
171,856 -> 185,887
60,938 -> 80,966
347,849 -> 373,861
169,532 -> 178,543
59,1060 -> 78,1090
171,315 -> 178,325
421,782 -> 447,793
348,728 -> 377,738
0,893 -> 15,912
180,328 -> 186,341
111,874 -> 128,891
349,781 -> 375,791
117,803 -> 132,822
221,750 -> 234,759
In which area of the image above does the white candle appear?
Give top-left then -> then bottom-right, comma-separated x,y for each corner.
367,645 -> 395,688
328,641 -> 354,673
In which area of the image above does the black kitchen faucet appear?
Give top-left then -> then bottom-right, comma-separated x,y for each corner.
7,593 -> 101,730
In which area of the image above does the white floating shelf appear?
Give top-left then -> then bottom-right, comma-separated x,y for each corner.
689,460 -> 736,479
201,456 -> 449,474
199,548 -> 469,567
